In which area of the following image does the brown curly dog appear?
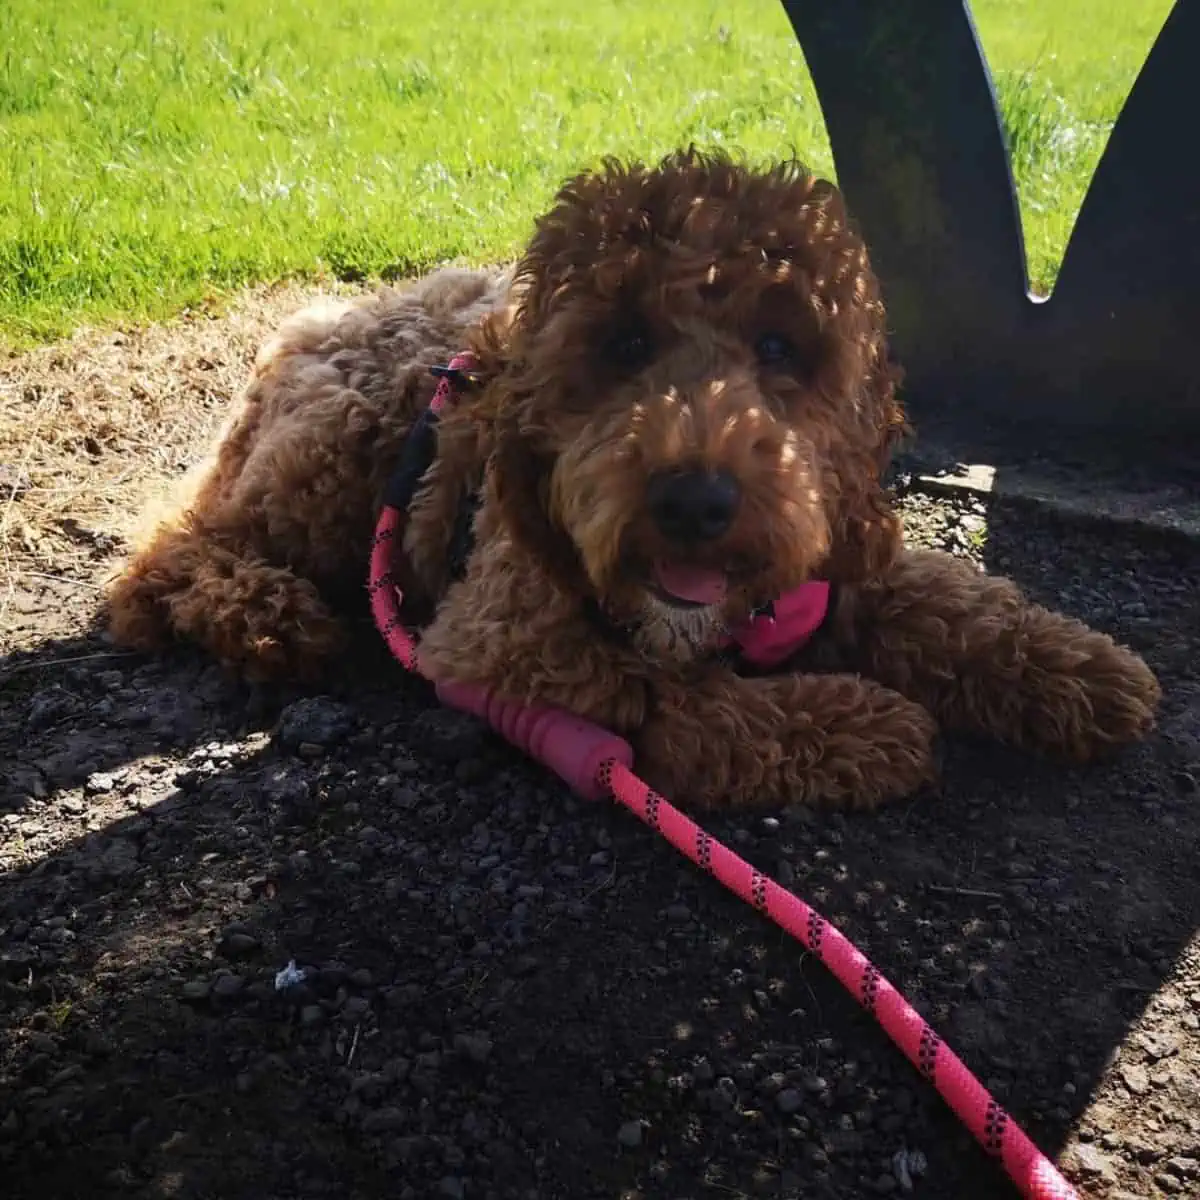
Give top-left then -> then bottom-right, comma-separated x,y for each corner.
106,149 -> 1161,810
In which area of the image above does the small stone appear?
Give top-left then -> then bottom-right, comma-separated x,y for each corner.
361,1107 -> 406,1135
826,1129 -> 865,1156
712,1077 -> 738,1111
219,930 -> 260,959
1139,1030 -> 1181,1061
1119,1063 -> 1150,1095
1167,1157 -> 1198,1179
1131,1140 -> 1160,1165
455,758 -> 487,785
181,979 -> 211,1002
26,689 -> 74,730
49,1063 -> 83,1087
409,708 -> 487,764
95,838 -> 139,879
341,996 -> 371,1020
273,697 -> 355,751
85,772 -> 115,795
454,1033 -> 494,1064
872,1174 -> 898,1195
776,1088 -> 804,1114
299,1004 -> 325,1026
349,1072 -> 385,1099
394,1135 -> 424,1162
1072,1144 -> 1117,1183
665,903 -> 691,924
617,1120 -> 644,1148
260,767 -> 311,806
173,769 -> 203,793
212,974 -> 245,1000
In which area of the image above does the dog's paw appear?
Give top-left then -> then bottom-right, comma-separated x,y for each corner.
635,672 -> 939,812
163,554 -> 346,683
790,681 -> 940,810
105,564 -> 177,652
222,585 -> 347,684
1026,627 -> 1162,761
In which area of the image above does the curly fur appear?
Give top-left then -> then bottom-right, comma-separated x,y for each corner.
106,149 -> 1162,809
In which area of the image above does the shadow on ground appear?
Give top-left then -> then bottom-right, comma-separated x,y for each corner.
1,493 -> 1197,1200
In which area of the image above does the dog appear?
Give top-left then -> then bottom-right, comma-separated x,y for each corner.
105,148 -> 1161,809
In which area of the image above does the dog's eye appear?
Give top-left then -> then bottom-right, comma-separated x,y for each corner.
606,326 -> 655,371
754,332 -> 795,366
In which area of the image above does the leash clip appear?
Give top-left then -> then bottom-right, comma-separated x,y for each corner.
749,599 -> 777,624
429,364 -> 482,389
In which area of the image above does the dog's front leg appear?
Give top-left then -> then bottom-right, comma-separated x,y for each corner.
416,553 -> 935,810
416,566 -> 654,738
635,669 -> 938,811
827,548 -> 1161,760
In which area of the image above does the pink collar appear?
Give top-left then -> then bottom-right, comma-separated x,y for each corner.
721,580 -> 831,668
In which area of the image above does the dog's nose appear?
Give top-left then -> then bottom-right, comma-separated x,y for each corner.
647,469 -> 741,542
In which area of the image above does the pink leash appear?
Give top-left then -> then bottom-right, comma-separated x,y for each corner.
367,355 -> 1080,1200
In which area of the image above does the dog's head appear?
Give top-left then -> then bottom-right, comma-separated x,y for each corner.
474,149 -> 906,660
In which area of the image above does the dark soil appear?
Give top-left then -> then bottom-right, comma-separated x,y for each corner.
1,490 -> 1198,1200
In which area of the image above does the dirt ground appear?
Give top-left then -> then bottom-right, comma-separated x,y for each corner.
1,296 -> 1198,1200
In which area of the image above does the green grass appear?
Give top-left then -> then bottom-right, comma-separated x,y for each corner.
0,0 -> 1176,347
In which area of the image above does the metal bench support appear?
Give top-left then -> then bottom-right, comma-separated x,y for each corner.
779,0 -> 1200,469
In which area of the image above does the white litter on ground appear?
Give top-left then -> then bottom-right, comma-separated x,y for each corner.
892,1147 -> 929,1192
274,960 -> 308,991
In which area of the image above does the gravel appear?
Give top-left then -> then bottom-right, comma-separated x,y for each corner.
0,488 -> 1197,1200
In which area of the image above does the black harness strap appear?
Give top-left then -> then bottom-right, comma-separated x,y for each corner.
382,371 -> 481,586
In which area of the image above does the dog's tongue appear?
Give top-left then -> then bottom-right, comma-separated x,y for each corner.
654,560 -> 728,605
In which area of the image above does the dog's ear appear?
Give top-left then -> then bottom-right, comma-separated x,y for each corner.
465,300 -> 520,383
489,409 -> 591,599
465,292 -> 592,599
821,356 -> 908,584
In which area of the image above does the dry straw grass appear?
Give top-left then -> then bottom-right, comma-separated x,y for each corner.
0,281 -> 365,641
